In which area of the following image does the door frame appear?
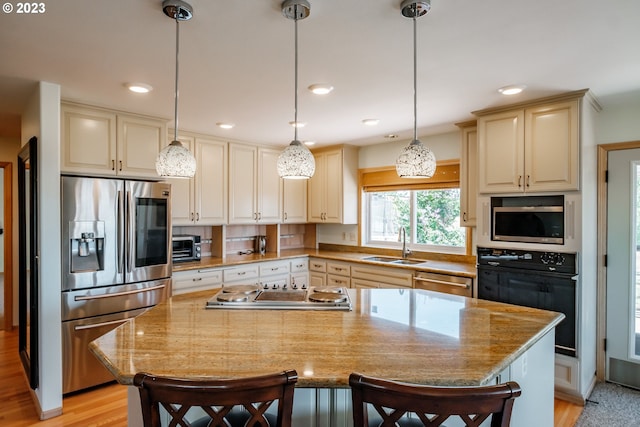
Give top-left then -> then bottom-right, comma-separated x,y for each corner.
1,161 -> 13,331
597,140 -> 640,380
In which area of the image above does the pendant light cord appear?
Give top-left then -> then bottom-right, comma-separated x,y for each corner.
293,11 -> 299,142
173,16 -> 180,142
412,13 -> 418,142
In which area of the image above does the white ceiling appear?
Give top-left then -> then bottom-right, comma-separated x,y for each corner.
1,0 -> 639,147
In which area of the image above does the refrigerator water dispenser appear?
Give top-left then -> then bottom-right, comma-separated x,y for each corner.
69,221 -> 105,273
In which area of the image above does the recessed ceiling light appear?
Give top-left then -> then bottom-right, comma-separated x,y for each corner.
216,122 -> 235,129
125,83 -> 153,93
308,84 -> 334,95
498,85 -> 526,95
303,141 -> 316,146
384,134 -> 399,139
362,119 -> 379,126
289,121 -> 306,128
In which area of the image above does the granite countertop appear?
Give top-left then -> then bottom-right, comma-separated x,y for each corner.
172,248 -> 477,278
90,288 -> 562,388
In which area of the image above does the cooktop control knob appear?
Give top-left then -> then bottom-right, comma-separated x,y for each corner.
263,283 -> 268,290
272,284 -> 279,290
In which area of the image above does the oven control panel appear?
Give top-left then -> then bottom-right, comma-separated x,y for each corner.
477,247 -> 577,274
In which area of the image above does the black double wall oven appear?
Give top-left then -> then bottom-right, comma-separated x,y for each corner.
477,247 -> 578,357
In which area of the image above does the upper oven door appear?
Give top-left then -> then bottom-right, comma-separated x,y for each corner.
124,181 -> 172,283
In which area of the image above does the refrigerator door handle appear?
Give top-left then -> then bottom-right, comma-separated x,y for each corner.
73,283 -> 167,301
126,190 -> 133,273
74,318 -> 131,331
117,190 -> 125,274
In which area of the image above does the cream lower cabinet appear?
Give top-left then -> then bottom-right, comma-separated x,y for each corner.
169,134 -> 227,225
350,264 -> 412,289
308,146 -> 358,224
61,102 -> 166,178
309,259 -> 327,287
476,93 -> 581,194
457,122 -> 477,227
229,144 -> 282,224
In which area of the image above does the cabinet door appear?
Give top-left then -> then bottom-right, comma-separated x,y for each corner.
196,138 -> 228,224
283,179 -> 307,223
478,110 -> 524,193
323,149 -> 344,223
228,144 -> 258,224
257,148 -> 282,223
307,152 -> 326,222
525,100 -> 579,192
61,104 -> 117,175
459,126 -> 477,226
309,272 -> 327,287
167,135 -> 196,225
117,113 -> 166,178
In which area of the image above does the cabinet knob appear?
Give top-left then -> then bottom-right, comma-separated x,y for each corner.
196,212 -> 200,221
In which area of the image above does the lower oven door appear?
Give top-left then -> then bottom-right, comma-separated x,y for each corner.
62,307 -> 148,394
478,265 -> 577,357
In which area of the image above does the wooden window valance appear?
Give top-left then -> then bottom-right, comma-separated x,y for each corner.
360,161 -> 460,192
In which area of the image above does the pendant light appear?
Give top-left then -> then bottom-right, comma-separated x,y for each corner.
277,0 -> 316,180
395,0 -> 437,178
156,0 -> 197,179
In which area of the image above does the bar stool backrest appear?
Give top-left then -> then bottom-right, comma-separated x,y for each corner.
134,369 -> 298,427
349,372 -> 522,427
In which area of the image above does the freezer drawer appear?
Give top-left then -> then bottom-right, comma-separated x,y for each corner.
61,278 -> 170,321
62,307 -> 148,394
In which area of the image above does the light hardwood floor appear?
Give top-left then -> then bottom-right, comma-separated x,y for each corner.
1,329 -> 583,426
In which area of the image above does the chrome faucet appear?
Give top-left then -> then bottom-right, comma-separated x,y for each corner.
398,226 -> 411,259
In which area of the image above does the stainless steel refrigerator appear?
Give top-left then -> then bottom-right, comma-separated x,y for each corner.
61,176 -> 172,394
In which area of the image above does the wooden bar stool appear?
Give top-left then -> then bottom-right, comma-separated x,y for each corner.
349,372 -> 522,427
133,370 -> 297,427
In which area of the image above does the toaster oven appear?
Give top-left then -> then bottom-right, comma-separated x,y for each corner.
171,234 -> 201,262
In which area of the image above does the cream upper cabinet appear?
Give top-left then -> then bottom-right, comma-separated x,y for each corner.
458,122 -> 477,227
283,179 -> 307,223
476,96 -> 580,194
61,102 -> 166,178
228,144 -> 282,224
169,134 -> 228,226
307,146 -> 358,224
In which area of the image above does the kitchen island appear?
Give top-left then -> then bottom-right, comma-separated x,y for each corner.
90,288 -> 563,427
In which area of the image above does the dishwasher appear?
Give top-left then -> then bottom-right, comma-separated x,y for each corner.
413,271 -> 473,297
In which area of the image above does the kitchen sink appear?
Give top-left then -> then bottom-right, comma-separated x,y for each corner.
362,256 -> 426,265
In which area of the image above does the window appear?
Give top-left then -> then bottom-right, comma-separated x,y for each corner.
361,163 -> 467,254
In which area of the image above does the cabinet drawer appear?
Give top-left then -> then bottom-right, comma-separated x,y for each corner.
351,265 -> 412,288
259,261 -> 290,277
172,269 -> 223,295
413,272 -> 473,297
223,265 -> 259,282
327,274 -> 351,288
327,262 -> 351,277
290,258 -> 309,273
309,259 -> 327,273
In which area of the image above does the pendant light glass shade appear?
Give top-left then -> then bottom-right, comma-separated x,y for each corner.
396,139 -> 436,178
156,140 -> 197,177
156,0 -> 196,179
396,0 -> 436,179
277,140 -> 315,179
278,0 -> 315,179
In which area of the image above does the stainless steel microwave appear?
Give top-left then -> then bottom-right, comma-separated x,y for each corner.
492,205 -> 564,244
171,234 -> 201,262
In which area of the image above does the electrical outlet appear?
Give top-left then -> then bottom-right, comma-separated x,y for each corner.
349,232 -> 356,241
